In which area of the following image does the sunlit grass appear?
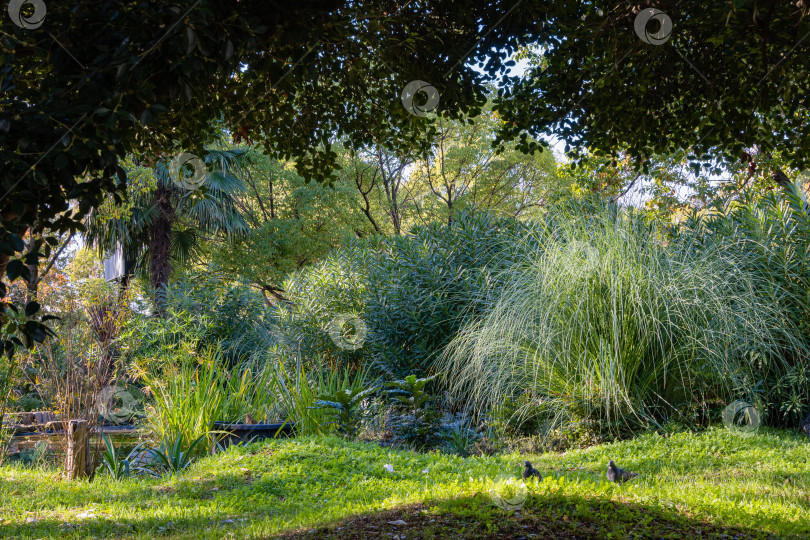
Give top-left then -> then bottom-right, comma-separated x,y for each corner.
1,427 -> 808,538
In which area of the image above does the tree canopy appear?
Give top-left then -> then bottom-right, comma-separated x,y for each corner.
496,1 -> 810,176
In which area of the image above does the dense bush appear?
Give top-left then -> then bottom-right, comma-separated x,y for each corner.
363,212 -> 533,378
440,203 -> 805,436
274,211 -> 532,379
272,242 -> 370,370
679,183 -> 810,426
125,268 -> 273,368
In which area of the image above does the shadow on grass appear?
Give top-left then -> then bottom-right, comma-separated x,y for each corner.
275,491 -> 785,540
1,482 -> 799,539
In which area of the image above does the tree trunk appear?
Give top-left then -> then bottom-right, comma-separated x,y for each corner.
771,167 -> 792,191
268,174 -> 275,219
65,419 -> 93,480
147,185 -> 175,315
25,233 -> 39,304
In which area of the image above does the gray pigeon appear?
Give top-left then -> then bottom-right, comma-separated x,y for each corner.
523,461 -> 542,480
607,460 -> 637,483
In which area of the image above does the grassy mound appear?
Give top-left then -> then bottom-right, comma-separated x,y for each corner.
0,428 -> 808,539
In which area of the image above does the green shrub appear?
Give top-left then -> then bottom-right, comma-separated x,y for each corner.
273,243 -> 369,371
139,351 -> 225,451
270,359 -> 324,437
125,268 -> 274,369
363,212 -> 531,378
443,424 -> 479,457
386,374 -> 445,449
311,371 -> 377,439
218,364 -> 279,423
15,393 -> 44,412
274,211 -> 531,379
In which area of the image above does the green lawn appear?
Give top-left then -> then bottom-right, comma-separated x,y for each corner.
0,427 -> 808,539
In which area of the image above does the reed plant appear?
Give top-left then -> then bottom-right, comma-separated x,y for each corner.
139,350 -> 225,452
269,347 -> 371,436
219,364 -> 279,423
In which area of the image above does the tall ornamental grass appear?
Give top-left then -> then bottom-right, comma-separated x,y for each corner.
441,204 -> 804,435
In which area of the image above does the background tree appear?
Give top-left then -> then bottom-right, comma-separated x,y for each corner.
556,146 -> 809,221
1,0 -> 540,352
556,151 -> 722,219
208,150 -> 373,301
340,147 -> 417,235
410,109 -> 558,224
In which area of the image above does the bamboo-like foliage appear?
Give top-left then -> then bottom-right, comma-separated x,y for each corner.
440,204 -> 805,434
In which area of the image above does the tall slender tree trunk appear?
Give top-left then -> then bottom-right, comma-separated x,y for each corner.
268,175 -> 275,219
148,185 -> 174,315
25,232 -> 39,304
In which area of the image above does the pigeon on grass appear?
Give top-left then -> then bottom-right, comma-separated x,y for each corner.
606,460 -> 638,483
523,461 -> 542,480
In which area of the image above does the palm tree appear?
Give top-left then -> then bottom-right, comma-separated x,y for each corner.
86,149 -> 250,313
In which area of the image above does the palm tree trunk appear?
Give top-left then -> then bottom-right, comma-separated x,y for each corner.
148,185 -> 174,314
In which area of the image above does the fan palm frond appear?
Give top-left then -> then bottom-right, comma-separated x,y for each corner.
85,147 -> 251,290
